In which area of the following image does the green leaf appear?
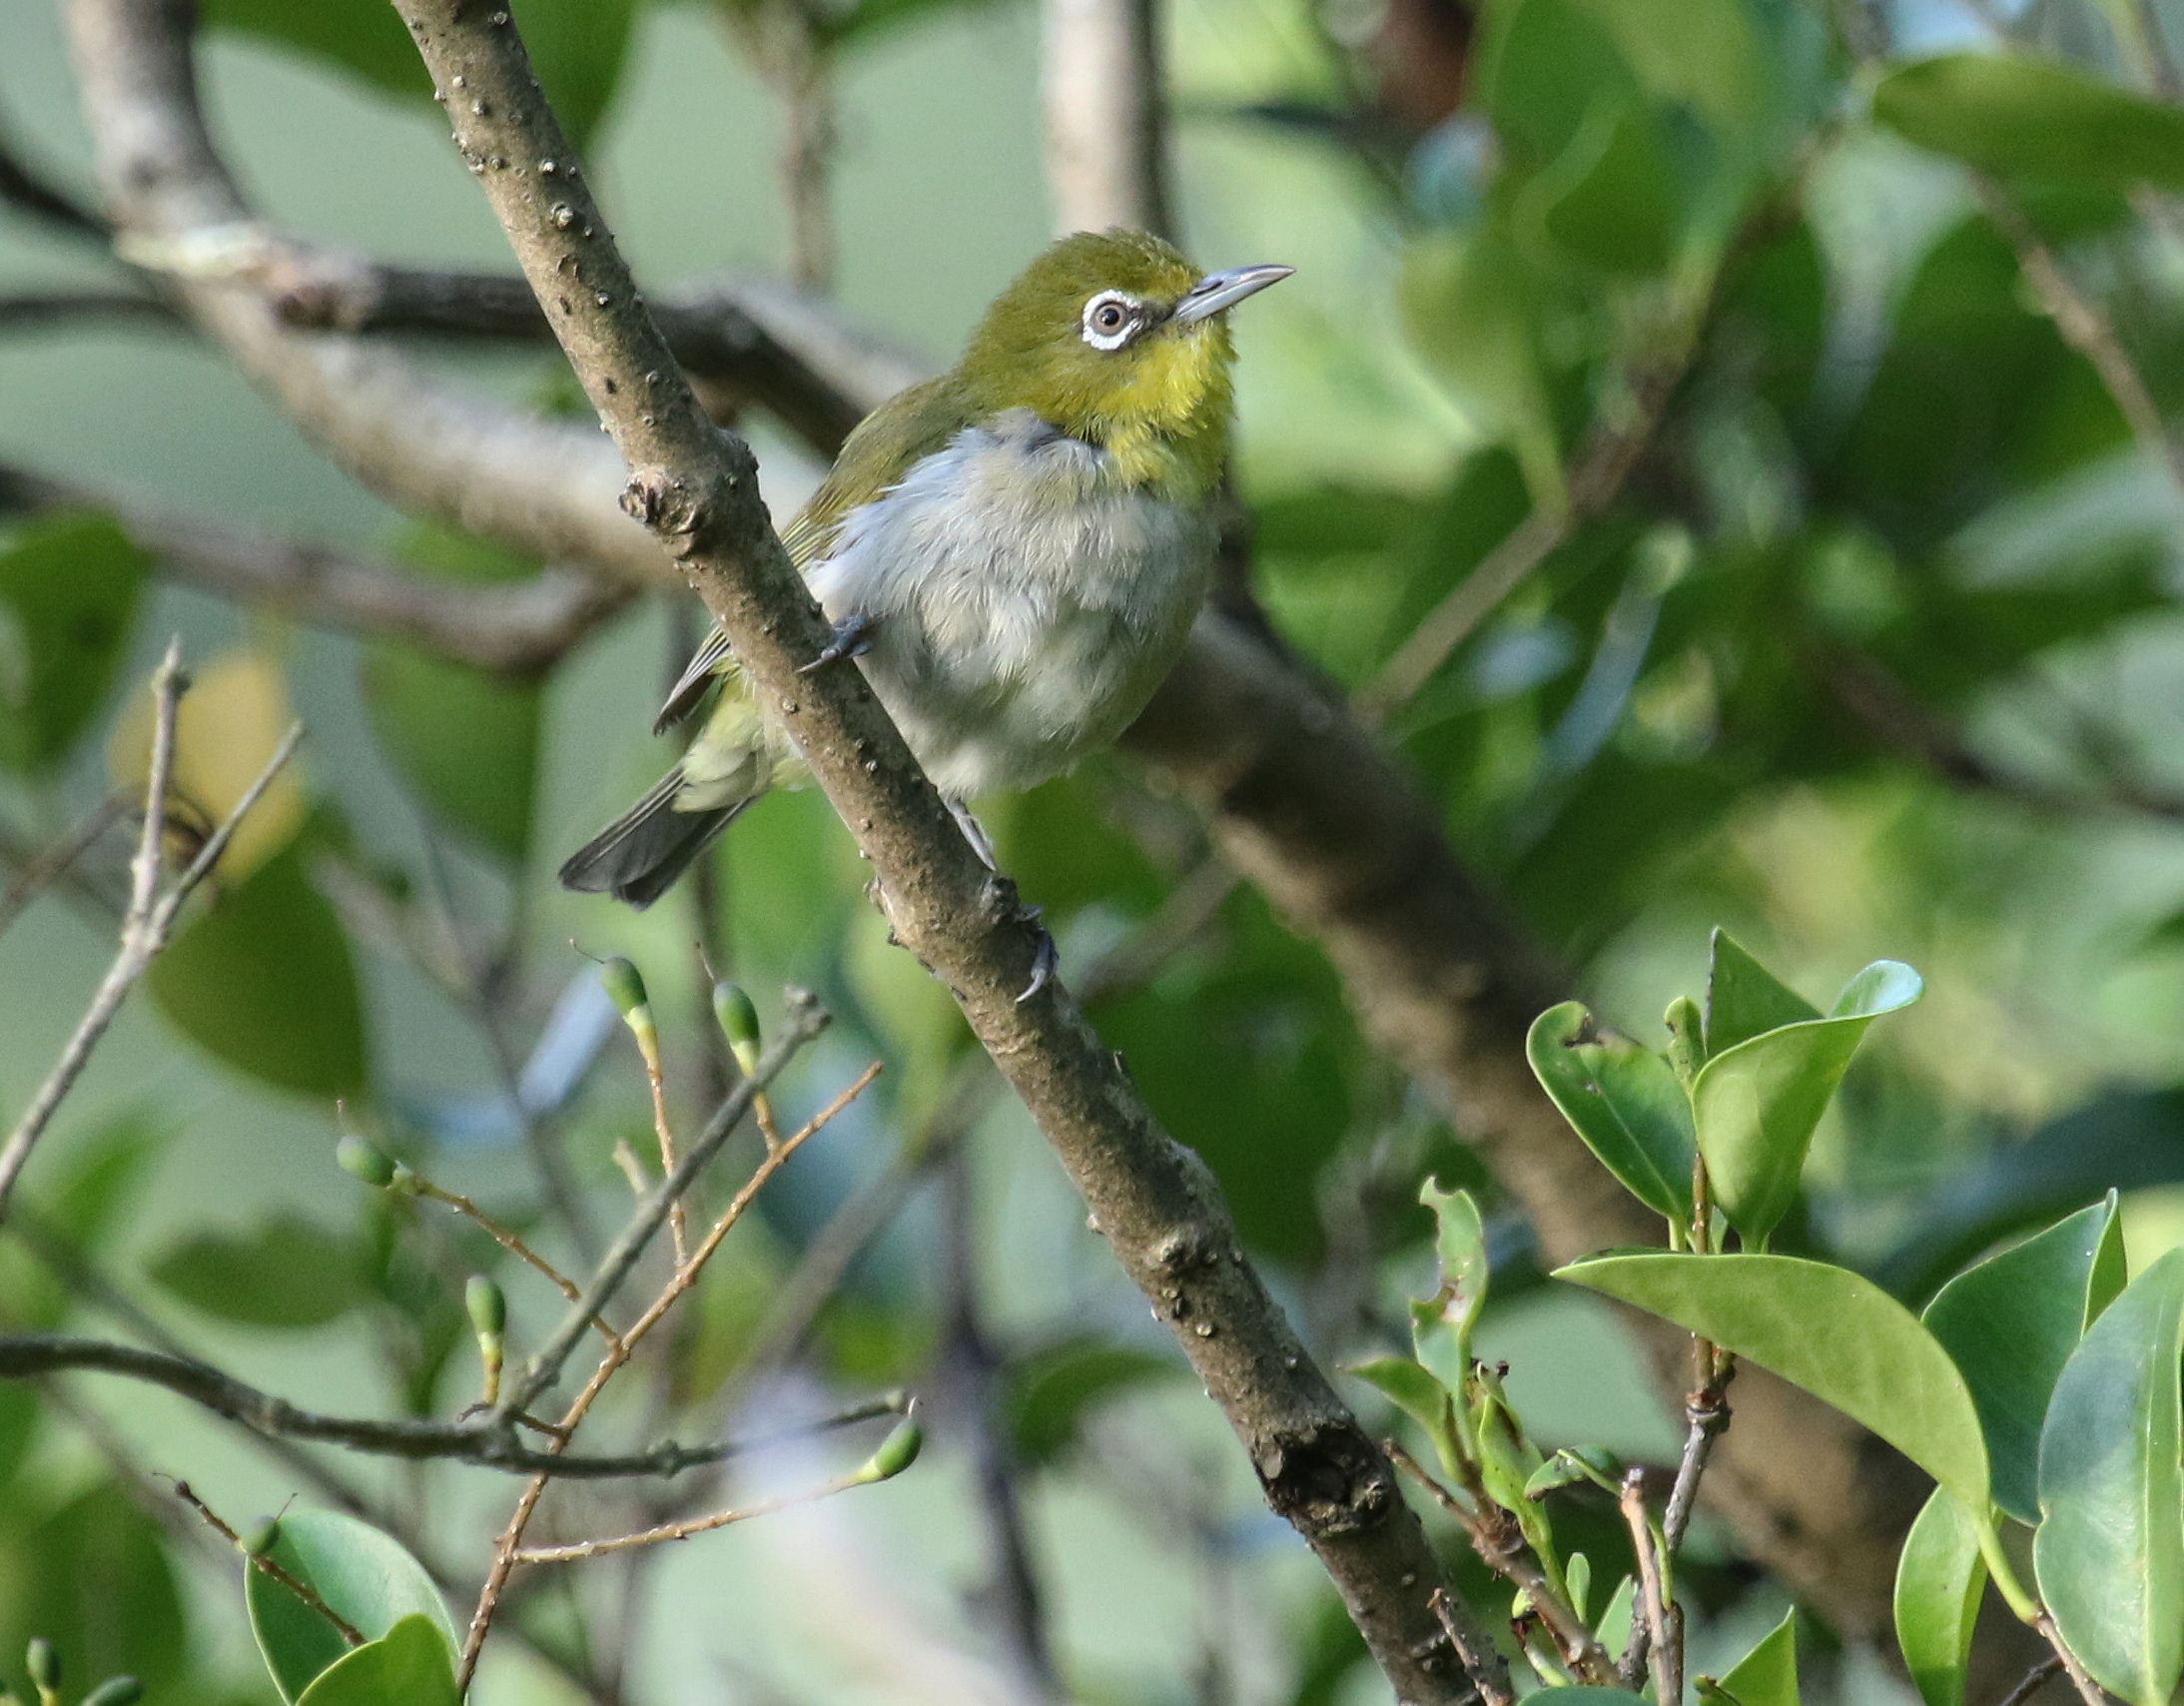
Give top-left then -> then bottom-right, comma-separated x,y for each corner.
1718,1609 -> 1799,1706
1413,1185 -> 1489,1393
0,513 -> 147,774
2033,1248 -> 2184,1706
1526,1002 -> 1695,1221
293,1616 -> 457,1706
1690,957 -> 1921,1244
1576,0 -> 1762,138
202,0 -> 636,147
1702,931 -> 1820,1057
1873,54 -> 2184,194
1348,1356 -> 1455,1439
149,1217 -> 362,1329
1518,93 -> 1684,275
1893,1486 -> 1987,1706
1518,1690 -> 1647,1706
4,1484 -> 189,1700
1556,1252 -> 1989,1510
247,1511 -> 458,1704
1001,1338 -> 1175,1467
148,842 -> 368,1099
363,647 -> 538,863
1920,1194 -> 2122,1523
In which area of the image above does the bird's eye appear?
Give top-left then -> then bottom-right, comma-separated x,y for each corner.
1081,292 -> 1140,351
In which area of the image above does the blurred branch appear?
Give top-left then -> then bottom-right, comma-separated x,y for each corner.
1976,175 -> 2184,502
0,463 -> 633,677
0,648 -> 301,1223
0,289 -> 179,335
712,0 -> 839,291
0,110 -> 107,239
0,790 -> 129,942
1,1331 -> 904,1474
1042,0 -> 1173,237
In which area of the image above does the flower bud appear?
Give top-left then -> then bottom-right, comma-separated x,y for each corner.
466,1275 -> 506,1338
24,1641 -> 57,1695
598,957 -> 649,1020
335,1135 -> 396,1189
858,1417 -> 923,1483
82,1679 -> 144,1706
242,1515 -> 281,1557
712,982 -> 761,1077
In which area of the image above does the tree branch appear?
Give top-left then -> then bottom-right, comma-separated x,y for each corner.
1042,0 -> 1173,237
375,6 -> 1465,1700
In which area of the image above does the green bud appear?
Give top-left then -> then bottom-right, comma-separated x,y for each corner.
712,982 -> 761,1076
466,1275 -> 506,1338
335,1134 -> 396,1189
859,1417 -> 924,1483
82,1679 -> 144,1706
24,1641 -> 57,1693
242,1515 -> 281,1557
599,957 -> 649,1020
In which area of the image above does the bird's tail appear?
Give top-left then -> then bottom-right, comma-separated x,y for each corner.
557,766 -> 749,910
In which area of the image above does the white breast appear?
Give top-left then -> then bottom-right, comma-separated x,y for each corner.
803,409 -> 1215,801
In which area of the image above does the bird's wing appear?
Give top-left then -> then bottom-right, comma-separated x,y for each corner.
652,375 -> 979,733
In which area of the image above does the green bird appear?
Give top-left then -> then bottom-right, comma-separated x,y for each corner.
559,228 -> 1290,913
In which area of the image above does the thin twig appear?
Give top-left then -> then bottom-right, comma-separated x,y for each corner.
642,1048 -> 688,1267
1996,1655 -> 2065,1706
0,641 -> 192,1223
1387,1440 -> 1614,1686
1620,1469 -> 1679,1706
170,1480 -> 364,1645
1429,1587 -> 1513,1706
511,1465 -> 870,1563
457,1060 -> 882,1686
1662,1354 -> 1734,1554
2033,1615 -> 2112,1706
409,1179 -> 617,1343
0,791 -> 130,942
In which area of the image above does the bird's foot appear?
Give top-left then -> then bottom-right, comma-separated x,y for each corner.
1017,906 -> 1059,1005
797,611 -> 875,674
948,799 -> 1000,869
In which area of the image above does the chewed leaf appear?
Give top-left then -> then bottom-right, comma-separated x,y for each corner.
1527,1003 -> 1695,1221
1412,1185 -> 1488,1394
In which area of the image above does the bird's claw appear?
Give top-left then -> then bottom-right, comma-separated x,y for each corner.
797,612 -> 875,674
1016,907 -> 1058,1005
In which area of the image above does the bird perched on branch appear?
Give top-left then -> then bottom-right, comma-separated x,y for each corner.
559,228 -> 1290,915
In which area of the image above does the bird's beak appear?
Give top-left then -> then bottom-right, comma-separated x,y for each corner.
1170,264 -> 1293,327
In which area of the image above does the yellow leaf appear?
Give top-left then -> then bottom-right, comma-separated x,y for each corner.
108,648 -> 305,883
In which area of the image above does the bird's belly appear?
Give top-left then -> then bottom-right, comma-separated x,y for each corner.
806,424 -> 1214,800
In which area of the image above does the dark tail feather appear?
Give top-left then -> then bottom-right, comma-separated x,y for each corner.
557,768 -> 747,909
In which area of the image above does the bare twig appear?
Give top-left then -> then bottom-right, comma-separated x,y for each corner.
0,114 -> 107,238
511,1464 -> 872,1563
1663,1353 -> 1734,1554
1620,1469 -> 1680,1705
406,1177 -> 615,1342
1996,1656 -> 2065,1706
1430,1587 -> 1513,1706
2032,1616 -> 2113,1706
0,290 -> 180,335
0,791 -> 131,942
384,7 -> 1465,1698
1387,1440 -> 1612,1686
458,1060 -> 880,1685
171,1480 -> 365,1645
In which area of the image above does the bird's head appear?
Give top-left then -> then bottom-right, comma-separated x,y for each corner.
958,229 -> 1290,494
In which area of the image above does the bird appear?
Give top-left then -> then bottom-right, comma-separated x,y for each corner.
558,227 -> 1291,917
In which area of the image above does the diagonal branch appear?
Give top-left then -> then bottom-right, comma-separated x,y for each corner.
379,5 -> 1466,1701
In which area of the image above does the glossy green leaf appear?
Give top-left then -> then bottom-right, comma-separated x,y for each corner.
1348,1356 -> 1455,1440
1702,931 -> 1820,1056
1873,54 -> 2184,194
1893,1486 -> 1987,1706
1920,1194 -> 2122,1522
1594,1576 -> 1636,1655
1557,1253 -> 1989,1509
203,0 -> 635,146
2033,1248 -> 2184,1706
149,1217 -> 362,1329
1527,1002 -> 1695,1221
363,647 -> 538,863
0,512 -> 146,774
293,1616 -> 457,1706
1691,959 -> 1921,1243
248,1511 -> 458,1703
1718,1609 -> 1798,1706
148,843 -> 368,1099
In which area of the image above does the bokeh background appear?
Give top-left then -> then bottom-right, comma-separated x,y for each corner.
6,0 -> 2184,1700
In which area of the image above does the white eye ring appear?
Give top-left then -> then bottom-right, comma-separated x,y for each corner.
1081,291 -> 1141,351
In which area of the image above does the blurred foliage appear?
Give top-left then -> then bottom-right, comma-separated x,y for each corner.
14,0 -> 2184,1697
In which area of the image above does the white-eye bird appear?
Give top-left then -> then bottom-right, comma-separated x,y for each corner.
559,228 -> 1290,909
